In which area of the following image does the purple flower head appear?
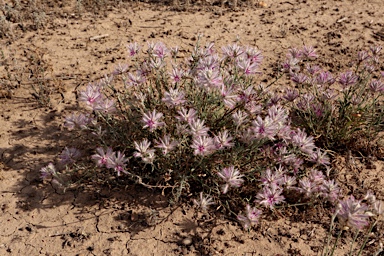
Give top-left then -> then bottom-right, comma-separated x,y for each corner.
268,105 -> 289,128
142,109 -> 165,132
291,73 -> 308,85
339,71 -> 359,88
290,129 -> 316,155
236,56 -> 261,75
237,204 -> 262,230
238,86 -> 256,104
221,84 -> 238,109
197,67 -> 223,88
112,63 -> 129,75
252,116 -> 278,140
78,83 -> 103,108
316,71 -> 336,86
191,136 -> 215,156
93,98 -> 116,114
169,66 -> 185,84
127,42 -> 140,57
40,163 -> 57,180
188,118 -> 210,137
296,177 -> 319,198
217,166 -> 244,194
127,71 -> 146,87
245,102 -> 262,115
107,151 -> 129,176
232,110 -> 249,127
149,57 -> 165,70
260,166 -> 285,187
59,147 -> 81,165
255,183 -> 285,209
308,169 -> 325,185
336,195 -> 371,231
214,130 -> 234,150
193,192 -> 215,212
369,79 -> 384,93
281,175 -> 297,189
283,88 -> 299,102
92,147 -> 114,167
282,153 -> 303,174
287,48 -> 303,59
133,139 -> 156,164
148,41 -> 168,59
64,113 -> 93,130
301,46 -> 318,59
310,149 -> 330,166
245,46 -> 263,64
311,103 -> 324,118
306,64 -> 321,75
176,108 -> 197,124
154,134 -> 178,155
357,50 -> 370,62
296,93 -> 315,111
239,128 -> 255,144
282,58 -> 300,73
198,54 -> 221,70
321,179 -> 341,204
162,88 -> 186,107
222,44 -> 244,58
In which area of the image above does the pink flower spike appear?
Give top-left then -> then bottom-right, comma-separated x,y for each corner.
40,163 -> 57,180
193,192 -> 215,212
93,98 -> 116,114
155,135 -> 178,155
176,108 -> 197,124
255,183 -> 285,210
134,139 -> 156,164
302,46 -> 318,59
59,147 -> 81,165
169,66 -> 185,84
92,147 -> 114,167
107,151 -> 129,176
336,196 -> 370,231
78,83 -> 103,108
217,166 -> 244,194
127,42 -> 141,57
237,204 -> 262,230
339,71 -> 359,88
162,88 -> 186,107
142,109 -> 165,132
290,129 -> 316,155
191,136 -> 215,156
252,116 -> 278,140
189,118 -> 210,137
214,130 -> 234,150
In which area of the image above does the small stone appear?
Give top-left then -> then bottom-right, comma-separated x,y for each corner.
182,237 -> 193,246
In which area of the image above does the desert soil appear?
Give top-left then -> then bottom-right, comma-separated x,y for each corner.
0,0 -> 383,255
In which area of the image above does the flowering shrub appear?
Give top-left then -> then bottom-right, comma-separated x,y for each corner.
39,39 -> 383,243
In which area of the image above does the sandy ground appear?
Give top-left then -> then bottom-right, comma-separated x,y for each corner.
0,0 -> 383,255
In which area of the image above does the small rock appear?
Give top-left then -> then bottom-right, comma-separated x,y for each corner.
182,237 -> 193,246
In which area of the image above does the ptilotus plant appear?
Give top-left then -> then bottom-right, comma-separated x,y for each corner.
39,39 -> 382,241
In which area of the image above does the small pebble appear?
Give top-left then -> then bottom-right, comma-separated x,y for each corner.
182,237 -> 193,246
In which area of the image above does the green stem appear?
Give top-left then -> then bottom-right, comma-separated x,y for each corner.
357,218 -> 379,256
